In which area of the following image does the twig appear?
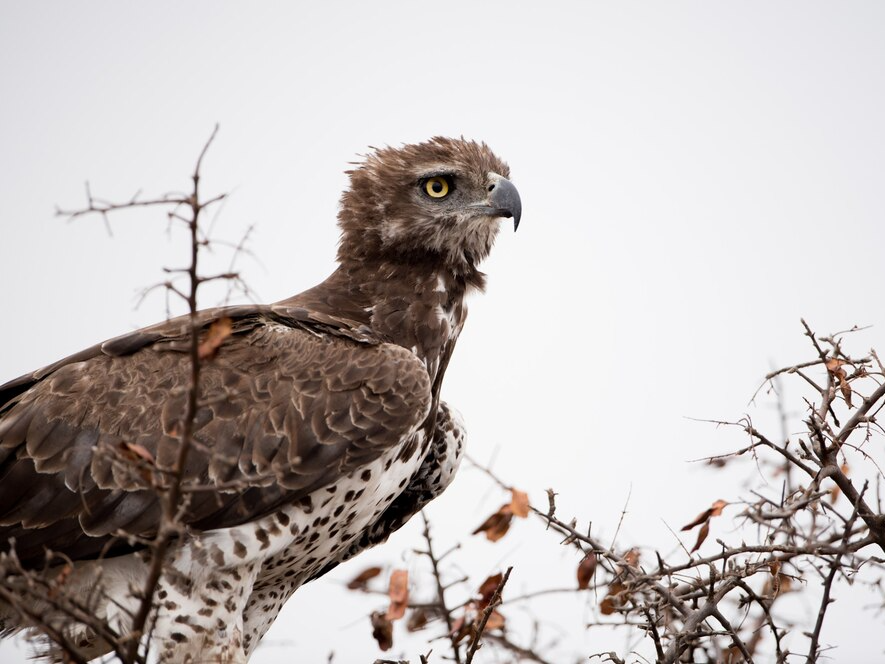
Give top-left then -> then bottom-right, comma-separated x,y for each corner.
464,567 -> 512,664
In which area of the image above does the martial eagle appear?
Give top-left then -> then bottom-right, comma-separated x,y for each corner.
0,138 -> 521,662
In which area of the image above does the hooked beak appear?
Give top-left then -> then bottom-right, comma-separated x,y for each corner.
470,176 -> 522,231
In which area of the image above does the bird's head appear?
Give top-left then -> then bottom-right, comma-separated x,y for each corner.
337,137 -> 521,275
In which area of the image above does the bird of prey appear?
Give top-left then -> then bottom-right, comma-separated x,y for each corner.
0,137 -> 521,662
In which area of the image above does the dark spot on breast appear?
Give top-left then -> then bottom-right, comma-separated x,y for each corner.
170,632 -> 187,643
234,541 -> 247,558
361,469 -> 372,481
276,511 -> 290,526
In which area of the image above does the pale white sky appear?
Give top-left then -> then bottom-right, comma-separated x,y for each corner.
2,2 -> 884,662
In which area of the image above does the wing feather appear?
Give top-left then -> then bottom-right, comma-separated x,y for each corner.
0,314 -> 431,566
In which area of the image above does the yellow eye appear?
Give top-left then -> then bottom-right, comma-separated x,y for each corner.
424,176 -> 450,198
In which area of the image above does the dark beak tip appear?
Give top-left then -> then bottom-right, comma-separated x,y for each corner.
489,177 -> 522,233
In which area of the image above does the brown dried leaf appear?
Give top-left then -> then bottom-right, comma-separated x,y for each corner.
509,488 -> 530,518
689,521 -> 710,553
472,505 -> 513,542
709,499 -> 728,517
449,614 -> 472,645
120,441 -> 155,465
346,566 -> 382,590
47,564 -> 73,599
406,608 -> 429,632
778,574 -> 793,594
624,549 -> 640,568
762,572 -> 793,598
839,380 -> 853,408
370,611 -> 393,651
826,358 -> 852,408
577,553 -> 598,590
681,499 -> 728,531
477,573 -> 504,610
485,609 -> 506,631
198,316 -> 233,360
386,569 -> 409,621
829,485 -> 841,504
830,464 -> 850,503
599,581 -> 625,615
723,645 -> 744,664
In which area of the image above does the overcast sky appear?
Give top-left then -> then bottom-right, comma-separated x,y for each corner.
2,2 -> 884,662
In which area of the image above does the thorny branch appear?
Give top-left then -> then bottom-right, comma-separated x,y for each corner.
347,321 -> 884,663
0,125 -> 252,663
124,123 -> 222,663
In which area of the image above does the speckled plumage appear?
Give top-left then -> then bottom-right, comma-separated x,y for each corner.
0,137 -> 519,662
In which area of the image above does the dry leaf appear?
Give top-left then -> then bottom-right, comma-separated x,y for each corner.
577,553 -> 598,590
762,573 -> 793,598
477,573 -> 504,609
449,614 -> 472,645
472,505 -> 513,542
370,611 -> 393,651
600,581 -> 625,615
198,316 -> 233,360
690,522 -> 710,553
830,464 -> 850,503
386,569 -> 409,621
47,564 -> 73,599
406,608 -> 429,632
624,549 -> 640,567
485,609 -> 506,630
120,441 -> 155,465
722,645 -> 744,664
346,566 -> 382,591
762,561 -> 793,597
709,499 -> 728,516
681,499 -> 728,531
829,485 -> 841,504
825,358 -> 852,408
839,381 -> 853,408
509,488 -> 530,518
778,574 -> 792,594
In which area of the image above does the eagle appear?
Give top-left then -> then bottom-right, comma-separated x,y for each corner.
0,138 -> 520,662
